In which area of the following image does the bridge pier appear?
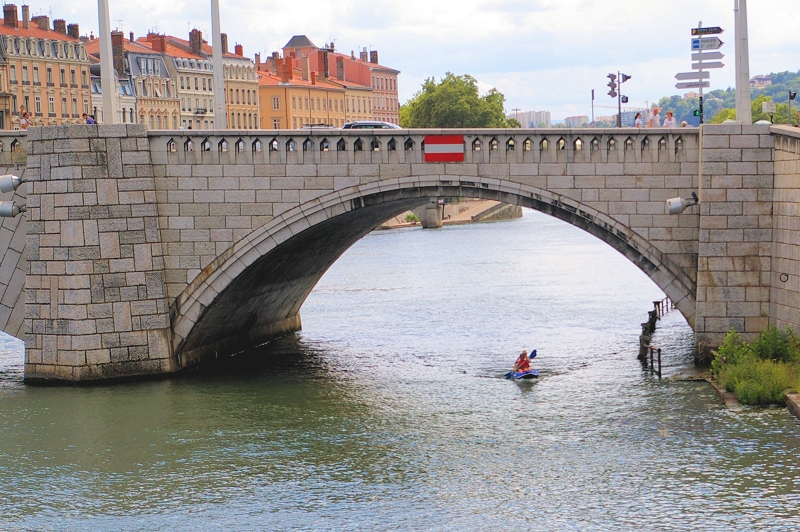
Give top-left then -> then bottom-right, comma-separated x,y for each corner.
23,125 -> 176,382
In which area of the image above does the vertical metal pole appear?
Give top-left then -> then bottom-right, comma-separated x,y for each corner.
591,89 -> 595,124
617,71 -> 622,127
657,349 -> 662,378
211,0 -> 226,129
735,0 -> 752,124
97,0 -> 117,124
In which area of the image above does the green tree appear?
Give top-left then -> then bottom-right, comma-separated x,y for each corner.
400,73 -> 519,128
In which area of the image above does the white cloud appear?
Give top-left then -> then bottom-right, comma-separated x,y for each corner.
52,0 -> 799,119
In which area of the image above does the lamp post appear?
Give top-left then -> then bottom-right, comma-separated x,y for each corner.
211,0 -> 226,130
734,0 -> 752,124
789,89 -> 797,126
97,0 -> 118,123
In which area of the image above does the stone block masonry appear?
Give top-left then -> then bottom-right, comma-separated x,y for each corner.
770,126 -> 800,335
695,124 -> 775,357
23,125 -> 175,382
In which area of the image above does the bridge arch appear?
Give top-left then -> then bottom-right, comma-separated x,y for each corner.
171,178 -> 697,367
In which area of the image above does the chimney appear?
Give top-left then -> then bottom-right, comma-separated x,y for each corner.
21,5 -> 29,29
254,53 -> 260,66
322,50 -> 329,79
301,56 -> 310,81
220,33 -> 228,54
360,48 -> 367,63
278,59 -> 290,83
370,50 -> 378,64
311,71 -> 316,85
111,31 -> 125,76
336,57 -> 344,80
189,29 -> 202,55
129,31 -> 134,42
150,34 -> 167,53
53,19 -> 67,34
3,5 -> 18,29
234,44 -> 243,56
32,15 -> 48,31
350,50 -> 355,59
68,24 -> 79,40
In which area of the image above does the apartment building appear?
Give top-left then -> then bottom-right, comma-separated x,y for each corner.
280,36 -> 400,124
86,32 -> 180,128
219,35 -> 259,129
257,58 -> 346,129
0,4 -> 92,129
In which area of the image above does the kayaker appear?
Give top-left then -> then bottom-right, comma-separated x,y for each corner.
513,351 -> 531,373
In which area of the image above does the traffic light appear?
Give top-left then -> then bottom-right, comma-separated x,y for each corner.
693,110 -> 701,117
790,90 -> 797,101
621,96 -> 629,104
621,73 -> 632,83
607,74 -> 617,98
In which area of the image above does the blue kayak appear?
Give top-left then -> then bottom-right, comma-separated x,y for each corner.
506,369 -> 539,380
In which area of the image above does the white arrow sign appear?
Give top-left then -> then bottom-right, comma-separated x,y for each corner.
691,37 -> 724,50
676,81 -> 711,89
675,71 -> 711,80
692,61 -> 725,70
692,52 -> 725,61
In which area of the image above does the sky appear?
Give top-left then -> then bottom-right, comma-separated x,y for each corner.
44,0 -> 800,120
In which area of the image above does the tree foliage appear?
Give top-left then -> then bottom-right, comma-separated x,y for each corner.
400,73 -> 520,128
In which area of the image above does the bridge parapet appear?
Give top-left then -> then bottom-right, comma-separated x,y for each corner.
149,128 -> 699,167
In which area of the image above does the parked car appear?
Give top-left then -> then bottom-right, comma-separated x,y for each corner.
342,121 -> 402,130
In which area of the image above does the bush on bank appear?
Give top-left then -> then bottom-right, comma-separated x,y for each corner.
712,327 -> 800,405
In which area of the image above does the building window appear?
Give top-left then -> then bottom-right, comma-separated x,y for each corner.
273,118 -> 280,129
24,96 -> 29,113
247,90 -> 251,105
82,70 -> 87,86
48,97 -> 54,114
272,96 -> 280,110
194,78 -> 198,90
22,66 -> 28,82
149,116 -> 154,128
84,99 -> 89,114
292,117 -> 296,128
236,89 -> 239,104
72,98 -> 78,116
202,78 -> 206,90
61,97 -> 67,117
9,66 -> 16,83
60,69 -> 66,85
180,76 -> 184,89
34,96 -> 41,114
173,116 -> 177,129
131,109 -> 135,123
70,69 -> 76,85
292,96 -> 296,110
33,66 -> 39,83
46,67 -> 52,84
304,97 -> 308,110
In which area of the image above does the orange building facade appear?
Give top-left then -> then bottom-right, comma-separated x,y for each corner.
0,5 -> 92,129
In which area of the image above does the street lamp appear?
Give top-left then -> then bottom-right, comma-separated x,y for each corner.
790,89 -> 797,126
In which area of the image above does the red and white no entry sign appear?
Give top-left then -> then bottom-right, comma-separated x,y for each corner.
424,135 -> 465,163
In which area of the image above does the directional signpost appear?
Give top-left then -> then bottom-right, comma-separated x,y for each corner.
676,24 -> 725,125
692,26 -> 723,35
691,37 -> 724,51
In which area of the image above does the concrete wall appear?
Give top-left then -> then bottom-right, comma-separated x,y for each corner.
694,124 -> 775,356
23,125 -> 174,382
771,126 -> 800,333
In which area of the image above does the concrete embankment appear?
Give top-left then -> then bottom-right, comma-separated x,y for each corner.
378,200 -> 522,230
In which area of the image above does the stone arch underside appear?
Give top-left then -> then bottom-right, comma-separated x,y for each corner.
172,182 -> 697,368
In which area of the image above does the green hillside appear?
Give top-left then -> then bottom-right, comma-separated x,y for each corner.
656,70 -> 800,126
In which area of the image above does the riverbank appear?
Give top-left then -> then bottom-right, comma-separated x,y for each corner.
378,200 -> 522,230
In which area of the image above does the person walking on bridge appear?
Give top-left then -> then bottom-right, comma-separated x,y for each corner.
648,108 -> 661,128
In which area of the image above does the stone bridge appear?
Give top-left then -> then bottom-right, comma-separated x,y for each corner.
0,123 -> 796,382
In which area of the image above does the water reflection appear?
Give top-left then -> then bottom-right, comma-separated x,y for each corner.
1,209 -> 799,530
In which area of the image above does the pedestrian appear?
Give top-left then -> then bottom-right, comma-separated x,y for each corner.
82,113 -> 96,125
634,112 -> 643,128
681,121 -> 688,127
648,108 -> 661,128
663,111 -> 678,128
19,112 -> 31,129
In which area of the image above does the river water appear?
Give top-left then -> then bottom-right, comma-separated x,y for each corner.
1,209 -> 800,530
